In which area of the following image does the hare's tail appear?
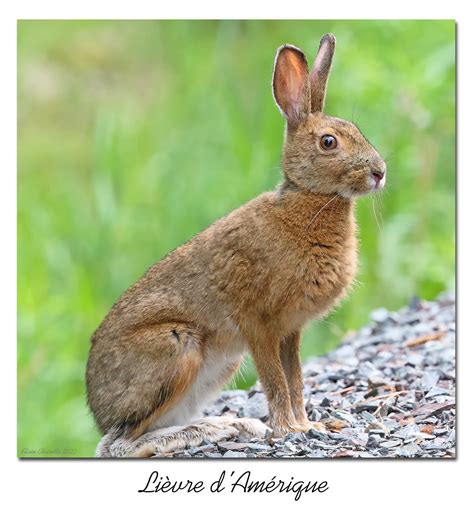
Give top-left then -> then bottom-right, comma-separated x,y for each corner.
96,416 -> 269,458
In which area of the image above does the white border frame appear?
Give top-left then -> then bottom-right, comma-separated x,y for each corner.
5,2 -> 471,506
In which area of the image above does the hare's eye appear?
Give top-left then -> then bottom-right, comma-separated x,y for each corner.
320,135 -> 337,150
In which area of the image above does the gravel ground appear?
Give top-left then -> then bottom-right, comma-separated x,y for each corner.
161,292 -> 455,458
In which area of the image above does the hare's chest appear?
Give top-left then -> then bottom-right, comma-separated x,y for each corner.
304,244 -> 357,296
282,240 -> 358,329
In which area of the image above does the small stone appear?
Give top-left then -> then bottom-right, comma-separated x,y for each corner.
246,443 -> 272,451
320,397 -> 332,407
223,450 -> 247,458
425,387 -> 450,399
420,371 -> 440,390
332,449 -> 357,457
354,403 -> 379,413
218,442 -> 250,452
187,447 -> 204,456
283,442 -> 298,453
393,424 -> 419,440
366,434 -> 382,449
406,354 -> 424,366
284,432 -> 307,443
359,361 -> 381,378
306,428 -> 330,441
309,409 -> 322,422
371,308 -> 391,323
307,450 -> 327,458
379,440 -> 402,448
368,429 -> 387,437
368,374 -> 388,388
408,296 -> 422,311
241,392 -> 269,419
333,411 -> 357,425
396,443 -> 421,457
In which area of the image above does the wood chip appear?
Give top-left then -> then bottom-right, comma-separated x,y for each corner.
403,331 -> 446,348
411,401 -> 455,417
320,418 -> 349,432
421,424 -> 435,435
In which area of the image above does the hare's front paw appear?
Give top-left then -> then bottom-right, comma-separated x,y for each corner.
295,418 -> 327,433
271,421 -> 310,437
271,419 -> 327,437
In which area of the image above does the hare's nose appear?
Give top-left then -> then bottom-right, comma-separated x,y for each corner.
371,168 -> 385,183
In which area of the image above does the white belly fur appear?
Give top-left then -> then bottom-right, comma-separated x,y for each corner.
150,348 -> 244,429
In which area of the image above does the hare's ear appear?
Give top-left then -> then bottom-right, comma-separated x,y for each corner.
310,33 -> 336,112
272,45 -> 311,128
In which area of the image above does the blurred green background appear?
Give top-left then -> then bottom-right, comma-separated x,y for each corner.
18,20 -> 455,457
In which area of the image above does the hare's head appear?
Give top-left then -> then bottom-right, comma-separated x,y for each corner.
273,34 -> 386,198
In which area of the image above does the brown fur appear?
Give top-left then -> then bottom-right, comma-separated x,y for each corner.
86,33 -> 386,456
310,33 -> 336,112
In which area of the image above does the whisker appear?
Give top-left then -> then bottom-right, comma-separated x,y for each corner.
371,194 -> 382,233
307,194 -> 339,228
328,191 -> 340,216
376,192 -> 384,228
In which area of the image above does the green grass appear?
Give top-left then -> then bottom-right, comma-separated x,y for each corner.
18,20 -> 455,457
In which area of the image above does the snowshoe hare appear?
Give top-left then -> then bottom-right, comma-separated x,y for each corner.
87,33 -> 386,457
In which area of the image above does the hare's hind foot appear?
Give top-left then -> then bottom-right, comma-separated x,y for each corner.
96,416 -> 270,458
132,416 -> 270,457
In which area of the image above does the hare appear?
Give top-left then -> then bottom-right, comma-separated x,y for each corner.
86,33 -> 386,457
